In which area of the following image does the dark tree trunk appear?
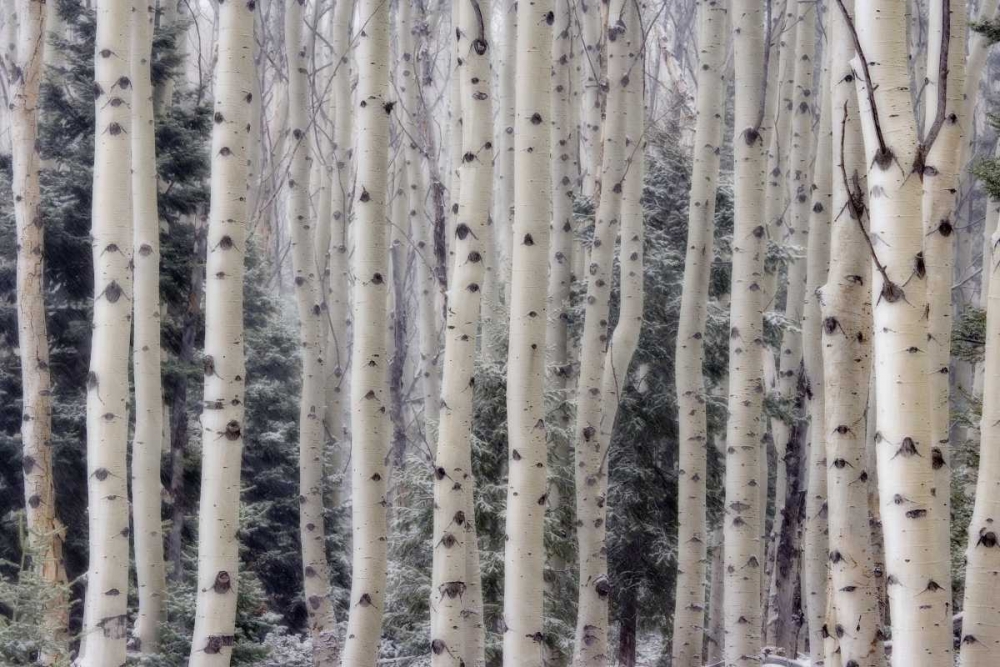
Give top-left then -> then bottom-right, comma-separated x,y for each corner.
167,215 -> 205,581
769,369 -> 809,654
616,585 -> 639,667
388,241 -> 408,467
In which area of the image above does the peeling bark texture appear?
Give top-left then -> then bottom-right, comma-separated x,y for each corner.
820,3 -> 881,665
82,0 -> 134,664
921,0 -> 966,605
578,0 -> 604,201
286,0 -> 339,663
429,1 -> 492,665
723,0 -> 767,663
325,0 -> 354,511
770,2 -> 816,650
186,0 -> 254,662
502,0 -> 552,664
853,0 -> 953,661
10,0 -> 68,656
671,2 -> 727,665
131,0 -> 167,652
571,2 -> 645,664
339,0 -> 391,663
802,31 -> 831,663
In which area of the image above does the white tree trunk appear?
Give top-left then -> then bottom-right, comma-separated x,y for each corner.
960,166 -> 1000,667
186,0 -> 254,662
724,1 -> 767,664
671,2 -> 728,665
493,0 -> 516,294
131,0 -> 167,652
921,0 -> 967,606
571,3 -> 644,664
430,4 -> 492,664
339,0 -> 391,662
820,4 -> 882,665
853,0 -> 953,660
325,0 -> 354,511
502,0 -> 551,664
578,0 -> 604,201
286,0 -> 339,663
802,38 -> 831,664
10,0 -> 68,656
82,0 -> 133,663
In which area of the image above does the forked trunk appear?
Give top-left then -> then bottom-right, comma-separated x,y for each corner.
854,0 -> 954,661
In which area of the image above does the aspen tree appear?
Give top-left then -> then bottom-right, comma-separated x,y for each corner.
547,0 -> 575,400
10,0 -> 68,652
771,0 -> 816,624
959,163 -> 1000,667
430,3 -> 492,664
802,35 -> 832,663
578,0 -> 603,200
545,0 -> 576,564
339,0 -> 391,662
82,0 -> 133,662
853,0 -> 953,661
921,0 -> 966,595
671,2 -> 728,665
397,0 -> 440,438
571,2 -> 645,664
131,0 -> 167,651
502,0 -> 552,664
820,6 -> 881,665
494,0 -> 515,290
325,0 -> 354,510
763,4 -> 799,626
286,0 -> 339,662
723,0 -> 768,663
186,0 -> 254,661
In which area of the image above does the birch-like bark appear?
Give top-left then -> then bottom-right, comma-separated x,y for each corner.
10,0 -> 67,654
802,41 -> 831,664
286,0 -> 339,662
430,5 -> 492,664
82,0 -> 133,662
131,0 -> 167,652
764,4 -> 799,626
571,3 -> 644,663
671,2 -> 728,665
820,6 -> 881,665
494,0 -> 515,292
853,0 -> 953,660
398,0 -> 440,439
547,0 -> 575,398
959,166 -> 1000,667
723,1 -> 767,663
921,1 -> 966,604
578,0 -> 604,201
186,0 -> 254,662
325,0 -> 353,511
339,0 -> 391,662
503,0 -> 551,664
